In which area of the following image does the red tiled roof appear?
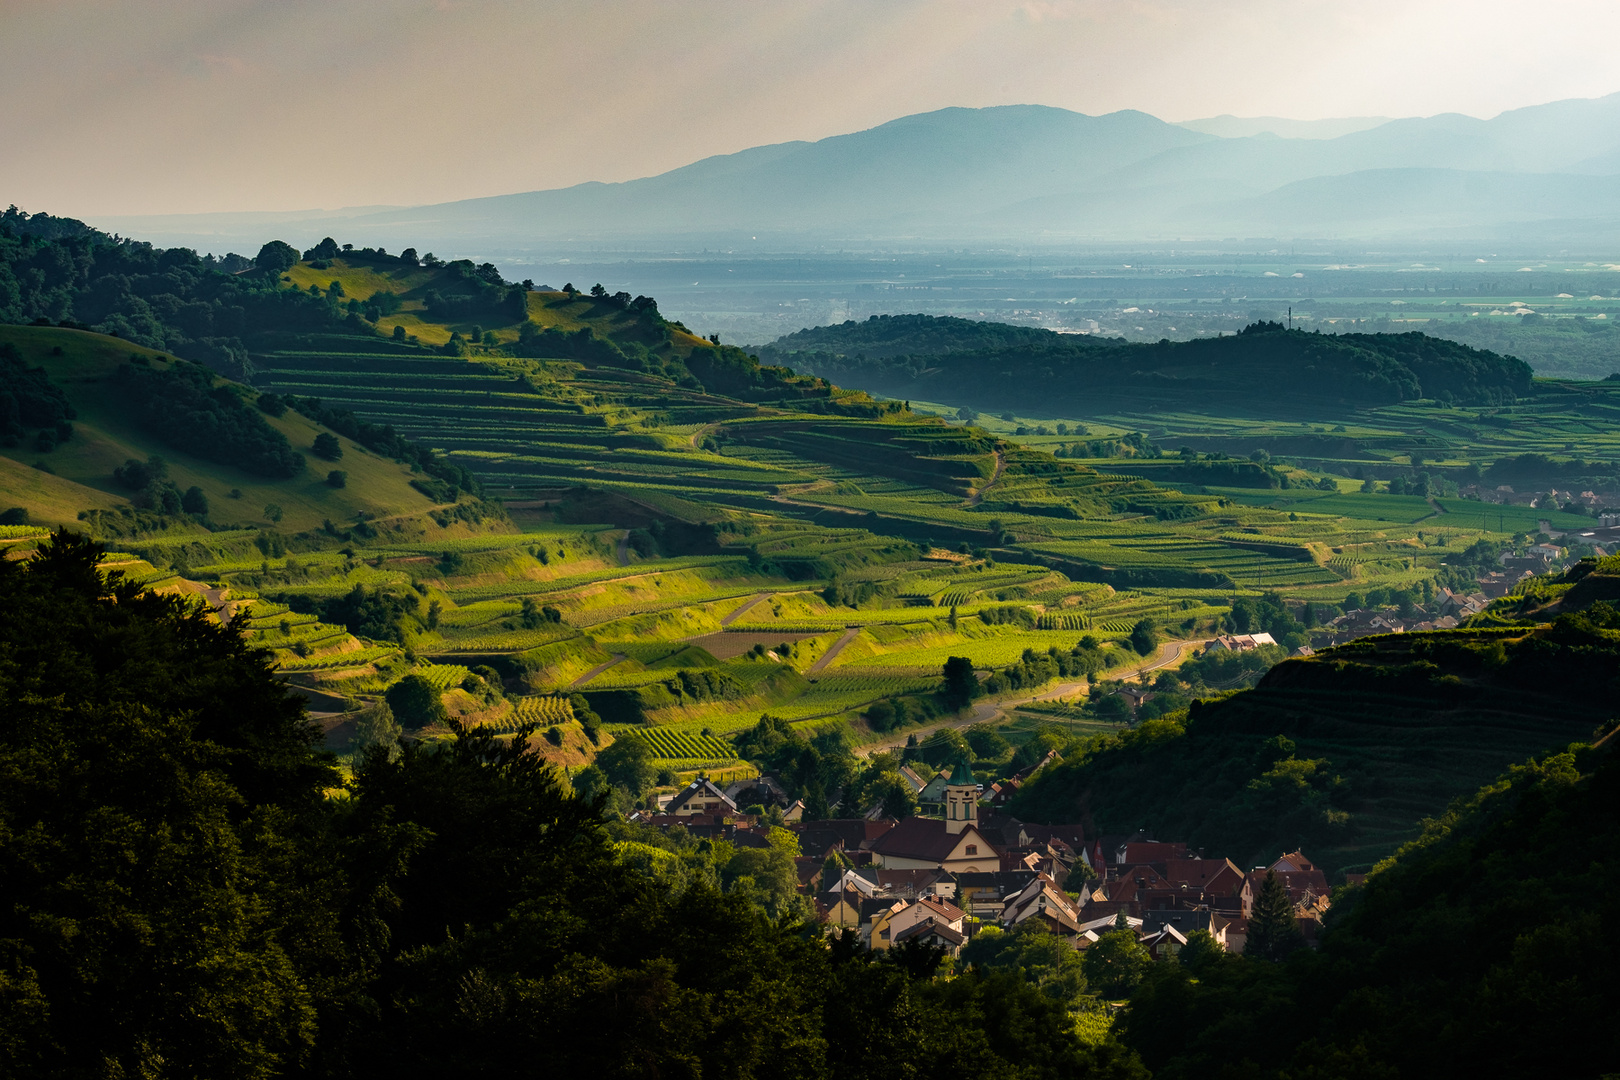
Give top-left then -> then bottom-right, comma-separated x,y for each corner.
869,817 -> 990,863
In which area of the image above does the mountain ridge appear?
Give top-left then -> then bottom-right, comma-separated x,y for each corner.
88,93 -> 1620,247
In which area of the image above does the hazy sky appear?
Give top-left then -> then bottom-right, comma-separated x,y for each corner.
6,0 -> 1620,216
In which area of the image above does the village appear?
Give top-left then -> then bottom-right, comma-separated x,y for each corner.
630,761 -> 1336,964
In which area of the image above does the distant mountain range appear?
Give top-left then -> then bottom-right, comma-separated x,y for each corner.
92,93 -> 1620,247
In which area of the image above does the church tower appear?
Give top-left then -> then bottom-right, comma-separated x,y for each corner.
943,760 -> 979,834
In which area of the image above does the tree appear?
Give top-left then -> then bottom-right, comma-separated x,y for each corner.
313,432 -> 342,460
1082,925 -> 1151,999
1245,869 -> 1304,961
351,699 -> 402,761
594,734 -> 656,798
942,656 -> 978,708
1176,929 -> 1227,973
803,781 -> 830,821
1130,618 -> 1158,657
326,469 -> 347,488
385,673 -> 447,729
0,530 -> 335,1076
254,239 -> 300,275
181,485 -> 208,515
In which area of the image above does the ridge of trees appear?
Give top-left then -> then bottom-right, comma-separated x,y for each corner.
762,314 -> 1534,410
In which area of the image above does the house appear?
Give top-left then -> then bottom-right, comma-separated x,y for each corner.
666,777 -> 739,817
857,897 -> 906,945
1143,908 -> 1227,945
871,896 -> 968,951
794,857 -> 824,893
824,867 -> 881,899
1270,850 -> 1316,874
1207,632 -> 1276,652
954,870 -> 1040,918
723,773 -> 790,808
1160,857 -> 1247,905
897,764 -> 930,796
1247,855 -> 1332,917
892,915 -> 967,955
868,762 -> 998,873
1001,875 -> 1085,936
1112,838 -> 1192,866
917,768 -> 957,808
873,867 -> 957,901
1076,912 -> 1142,943
1139,923 -> 1188,961
1119,686 -> 1155,709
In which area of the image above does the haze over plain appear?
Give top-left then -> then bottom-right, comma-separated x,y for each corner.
8,0 -> 1620,250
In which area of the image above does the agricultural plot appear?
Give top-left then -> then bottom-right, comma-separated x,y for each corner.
414,663 -> 471,690
276,645 -> 402,672
63,257 -> 1614,800
831,628 -> 1129,674
510,695 -> 576,726
634,728 -> 737,761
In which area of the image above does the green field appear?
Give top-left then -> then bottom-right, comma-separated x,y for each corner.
10,246 -> 1611,813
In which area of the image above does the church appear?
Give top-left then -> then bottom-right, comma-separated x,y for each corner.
868,761 -> 997,874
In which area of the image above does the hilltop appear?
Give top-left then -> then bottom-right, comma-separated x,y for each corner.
762,314 -> 1533,414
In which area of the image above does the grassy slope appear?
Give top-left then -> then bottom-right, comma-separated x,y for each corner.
0,326 -> 444,531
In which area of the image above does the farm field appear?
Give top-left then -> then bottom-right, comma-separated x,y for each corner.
11,245 -> 1612,817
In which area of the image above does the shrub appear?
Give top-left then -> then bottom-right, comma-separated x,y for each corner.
326,470 -> 347,488
313,433 -> 342,461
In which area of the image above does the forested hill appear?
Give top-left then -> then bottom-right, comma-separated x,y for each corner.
761,315 -> 1535,412
765,312 -> 1128,359
0,208 -> 352,382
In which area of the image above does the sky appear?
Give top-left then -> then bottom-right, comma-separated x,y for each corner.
6,0 -> 1620,217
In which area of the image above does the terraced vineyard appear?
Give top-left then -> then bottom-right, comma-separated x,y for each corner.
636,728 -> 737,761
12,252 -> 1580,814
414,663 -> 472,690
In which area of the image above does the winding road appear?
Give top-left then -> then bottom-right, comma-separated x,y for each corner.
968,449 -> 1007,507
